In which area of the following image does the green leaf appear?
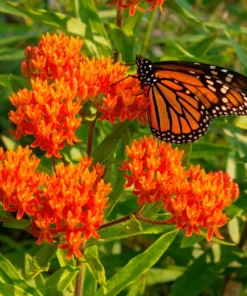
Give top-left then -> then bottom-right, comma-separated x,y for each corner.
6,3 -> 87,41
83,247 -> 98,296
44,266 -> 80,296
56,249 -> 76,268
205,22 -> 247,35
0,284 -> 37,296
127,275 -> 146,296
3,217 -> 30,229
189,33 -> 218,57
233,116 -> 247,129
109,24 -> 135,61
166,0 -> 202,25
74,0 -> 111,56
146,267 -> 184,285
0,74 -> 11,89
91,122 -> 127,165
56,249 -> 76,294
24,253 -> 45,294
225,30 -> 247,71
86,218 -> 176,248
29,244 -> 58,277
228,217 -> 240,244
180,143 -> 192,167
171,249 -> 238,296
85,252 -> 107,294
0,1 -> 26,17
191,142 -> 234,158
104,126 -> 131,218
9,74 -> 29,93
94,230 -> 178,296
0,254 -> 41,295
181,233 -> 204,248
0,48 -> 24,60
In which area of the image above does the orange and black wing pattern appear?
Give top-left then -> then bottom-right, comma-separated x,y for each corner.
135,55 -> 247,144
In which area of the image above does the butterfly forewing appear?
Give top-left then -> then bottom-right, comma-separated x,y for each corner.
135,55 -> 247,144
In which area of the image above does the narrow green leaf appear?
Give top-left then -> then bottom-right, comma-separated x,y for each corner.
205,22 -> 247,35
9,74 -> 29,93
0,254 -> 40,295
3,217 -> 30,229
0,1 -> 26,17
0,74 -> 11,89
127,275 -> 146,296
94,230 -> 178,296
56,249 -> 76,268
44,266 -> 80,296
181,233 -> 204,248
83,247 -> 98,296
7,3 -> 87,40
24,253 -> 45,294
85,252 -> 107,294
233,116 -> 247,129
225,30 -> 247,71
56,249 -> 76,294
0,284 -> 37,296
29,244 -> 58,277
0,49 -> 24,60
86,219 -> 176,248
74,0 -> 111,56
180,143 -> 192,167
91,122 -> 126,165
146,267 -> 183,285
109,24 -> 135,61
189,33 -> 218,57
171,250 -> 237,296
191,142 -> 233,158
104,126 -> 131,218
228,217 -> 240,244
166,0 -> 202,25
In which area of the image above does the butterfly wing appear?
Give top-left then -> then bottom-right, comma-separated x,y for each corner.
147,60 -> 247,143
148,78 -> 211,143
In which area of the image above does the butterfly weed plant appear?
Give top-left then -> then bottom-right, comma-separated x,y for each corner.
0,1 -> 247,296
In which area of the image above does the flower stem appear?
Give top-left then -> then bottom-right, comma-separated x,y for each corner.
87,120 -> 96,155
75,246 -> 85,296
51,156 -> 57,172
99,205 -> 167,230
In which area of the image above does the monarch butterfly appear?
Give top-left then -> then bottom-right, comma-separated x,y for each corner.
134,55 -> 247,144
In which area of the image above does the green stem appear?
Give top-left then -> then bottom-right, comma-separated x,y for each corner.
114,7 -> 123,63
51,156 -> 57,172
87,120 -> 96,155
99,205 -> 167,230
142,9 -> 155,56
181,143 -> 192,167
75,249 -> 85,296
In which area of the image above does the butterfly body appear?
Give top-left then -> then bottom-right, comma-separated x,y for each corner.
135,55 -> 247,144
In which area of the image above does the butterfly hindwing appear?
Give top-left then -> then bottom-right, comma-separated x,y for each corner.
148,78 -> 211,144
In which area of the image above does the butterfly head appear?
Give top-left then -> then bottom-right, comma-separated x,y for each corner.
135,55 -> 156,87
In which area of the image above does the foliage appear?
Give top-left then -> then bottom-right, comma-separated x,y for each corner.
0,0 -> 247,295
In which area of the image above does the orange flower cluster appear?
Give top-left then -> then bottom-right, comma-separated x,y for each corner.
0,146 -> 110,260
21,34 -> 84,81
108,0 -> 166,16
9,79 -> 82,158
0,146 -> 44,220
9,33 -> 148,158
121,136 -> 239,241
